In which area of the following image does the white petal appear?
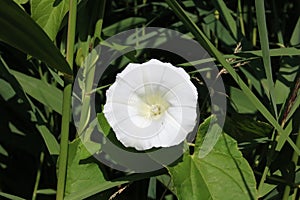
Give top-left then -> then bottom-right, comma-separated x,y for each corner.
103,59 -> 198,150
117,63 -> 145,88
164,81 -> 197,107
140,59 -> 168,83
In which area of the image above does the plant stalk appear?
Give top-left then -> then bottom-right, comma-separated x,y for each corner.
32,152 -> 44,200
56,0 -> 77,199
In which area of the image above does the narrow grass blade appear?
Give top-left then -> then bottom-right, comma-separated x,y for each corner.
255,0 -> 278,118
0,192 -> 26,200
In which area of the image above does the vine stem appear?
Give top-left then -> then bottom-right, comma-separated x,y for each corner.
56,0 -> 77,199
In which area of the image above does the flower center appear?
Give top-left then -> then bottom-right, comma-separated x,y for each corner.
146,102 -> 165,120
136,92 -> 169,120
150,104 -> 162,116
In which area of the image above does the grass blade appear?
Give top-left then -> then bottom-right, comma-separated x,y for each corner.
214,0 -> 237,40
255,0 -> 278,119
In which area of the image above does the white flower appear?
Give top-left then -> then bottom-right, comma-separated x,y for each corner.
103,59 -> 198,150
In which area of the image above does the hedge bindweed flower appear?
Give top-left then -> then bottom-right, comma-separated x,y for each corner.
103,59 -> 198,150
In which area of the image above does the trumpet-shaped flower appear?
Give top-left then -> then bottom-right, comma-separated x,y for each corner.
103,59 -> 198,150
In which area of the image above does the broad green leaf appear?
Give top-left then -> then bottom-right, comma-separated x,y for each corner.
168,116 -> 257,200
65,138 -> 104,198
64,138 -> 161,200
0,0 -> 72,75
31,0 -> 70,40
11,70 -> 63,114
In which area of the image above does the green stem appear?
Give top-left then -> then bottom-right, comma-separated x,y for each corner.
56,0 -> 77,199
32,152 -> 44,200
237,0 -> 245,36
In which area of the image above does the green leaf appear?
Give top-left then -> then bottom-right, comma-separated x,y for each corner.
255,0 -> 277,118
147,177 -> 157,199
11,70 -> 63,114
0,78 -> 16,101
64,137 -> 158,200
36,189 -> 57,195
224,113 -> 272,142
36,125 -> 60,155
203,12 -> 236,46
290,16 -> 300,46
13,0 -> 28,5
0,192 -> 26,200
97,113 -> 111,137
168,116 -> 258,200
274,57 -> 299,105
31,0 -> 70,40
241,47 -> 300,57
229,87 -> 257,114
165,0 -> 297,153
65,138 -> 105,198
0,0 -> 72,75
213,0 -> 237,39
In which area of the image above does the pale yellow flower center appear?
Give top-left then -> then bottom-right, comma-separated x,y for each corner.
150,104 -> 162,116
139,93 -> 169,120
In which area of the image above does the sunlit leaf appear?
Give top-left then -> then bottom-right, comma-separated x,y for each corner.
11,70 -> 63,114
31,0 -> 70,40
168,116 -> 258,200
0,0 -> 72,75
